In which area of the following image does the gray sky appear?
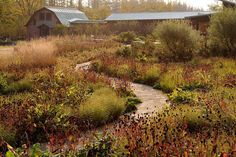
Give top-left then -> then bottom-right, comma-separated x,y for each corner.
165,0 -> 217,10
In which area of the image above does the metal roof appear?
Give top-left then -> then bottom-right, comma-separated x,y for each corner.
45,7 -> 89,26
185,12 -> 216,19
105,11 -> 214,21
219,0 -> 236,5
70,19 -> 106,24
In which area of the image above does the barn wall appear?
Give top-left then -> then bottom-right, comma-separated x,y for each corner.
105,20 -> 158,35
105,19 -> 209,35
188,16 -> 210,35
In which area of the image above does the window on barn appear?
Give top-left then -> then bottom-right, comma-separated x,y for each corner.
46,13 -> 52,21
39,13 -> 45,21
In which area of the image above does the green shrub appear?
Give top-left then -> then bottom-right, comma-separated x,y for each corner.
0,74 -> 7,93
79,87 -> 125,125
92,60 -> 103,73
153,21 -> 202,62
135,65 -> 161,86
118,31 -> 136,44
143,66 -> 161,85
117,64 -> 132,78
181,82 -> 211,91
131,39 -> 156,57
116,46 -> 132,57
124,97 -> 142,113
159,68 -> 183,93
213,58 -> 236,76
168,88 -> 197,104
208,9 -> 236,57
4,80 -> 32,94
0,124 -> 15,145
153,82 -> 161,90
78,133 -> 115,157
0,73 -> 32,95
180,106 -> 209,132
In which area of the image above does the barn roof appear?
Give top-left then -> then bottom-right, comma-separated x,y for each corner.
69,19 -> 106,24
185,12 -> 216,19
219,0 -> 236,6
105,11 -> 214,21
45,7 -> 89,26
26,7 -> 89,27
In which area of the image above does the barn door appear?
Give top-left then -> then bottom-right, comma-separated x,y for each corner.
39,24 -> 50,37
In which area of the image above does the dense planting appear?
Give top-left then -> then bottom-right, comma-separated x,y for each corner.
1,9 -> 236,157
0,37 -> 138,150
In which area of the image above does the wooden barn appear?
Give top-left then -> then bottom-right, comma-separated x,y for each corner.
26,7 -> 89,38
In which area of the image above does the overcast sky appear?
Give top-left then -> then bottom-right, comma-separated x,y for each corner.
165,0 -> 217,10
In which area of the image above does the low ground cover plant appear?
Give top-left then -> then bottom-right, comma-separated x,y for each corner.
117,31 -> 137,44
124,97 -> 142,113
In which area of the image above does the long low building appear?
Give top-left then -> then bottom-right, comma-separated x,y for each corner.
105,11 -> 214,21
104,11 -> 215,34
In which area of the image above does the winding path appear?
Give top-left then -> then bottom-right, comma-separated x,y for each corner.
76,62 -> 168,117
42,62 -> 170,151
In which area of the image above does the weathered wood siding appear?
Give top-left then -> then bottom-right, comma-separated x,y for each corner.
26,8 -> 60,39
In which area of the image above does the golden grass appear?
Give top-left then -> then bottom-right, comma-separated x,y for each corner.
0,38 -> 56,70
0,35 -> 118,71
14,39 -> 56,67
55,35 -> 120,55
79,87 -> 125,124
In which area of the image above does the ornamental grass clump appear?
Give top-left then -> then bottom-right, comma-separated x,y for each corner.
79,87 -> 125,125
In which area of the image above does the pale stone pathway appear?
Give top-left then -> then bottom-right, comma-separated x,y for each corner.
76,62 -> 168,117
131,83 -> 168,116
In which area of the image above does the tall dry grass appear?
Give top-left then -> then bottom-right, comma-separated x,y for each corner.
55,35 -> 120,55
14,38 -> 56,68
0,38 -> 57,70
0,35 -> 118,71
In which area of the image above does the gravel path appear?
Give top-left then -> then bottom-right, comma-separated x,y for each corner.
76,62 -> 168,117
